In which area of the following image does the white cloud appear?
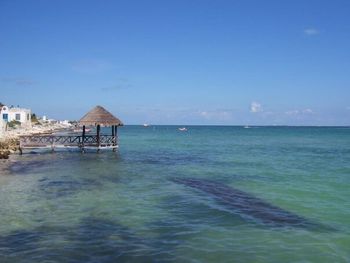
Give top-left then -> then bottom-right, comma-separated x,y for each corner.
285,110 -> 299,115
1,77 -> 35,86
304,28 -> 319,36
198,110 -> 232,121
302,108 -> 314,114
285,108 -> 314,115
250,102 -> 263,113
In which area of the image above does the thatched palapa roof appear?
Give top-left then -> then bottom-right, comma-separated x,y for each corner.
79,105 -> 123,126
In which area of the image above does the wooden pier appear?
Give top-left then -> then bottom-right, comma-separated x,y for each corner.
19,134 -> 118,152
19,105 -> 123,153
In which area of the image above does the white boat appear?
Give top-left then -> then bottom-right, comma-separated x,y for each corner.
178,127 -> 187,131
73,128 -> 91,133
143,123 -> 150,127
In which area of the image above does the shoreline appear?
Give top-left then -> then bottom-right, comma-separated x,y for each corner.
0,123 -> 71,159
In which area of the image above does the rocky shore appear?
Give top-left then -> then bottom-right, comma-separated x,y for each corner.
0,138 -> 19,159
0,123 -> 72,159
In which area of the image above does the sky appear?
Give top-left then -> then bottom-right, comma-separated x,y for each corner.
1,0 -> 350,125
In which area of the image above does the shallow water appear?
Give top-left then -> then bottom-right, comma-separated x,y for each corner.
0,126 -> 349,262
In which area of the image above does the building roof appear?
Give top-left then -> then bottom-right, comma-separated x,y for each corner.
79,105 -> 123,127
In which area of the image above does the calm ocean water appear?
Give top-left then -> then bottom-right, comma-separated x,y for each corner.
0,126 -> 349,262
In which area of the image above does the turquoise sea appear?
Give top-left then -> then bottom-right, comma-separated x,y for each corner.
0,126 -> 349,262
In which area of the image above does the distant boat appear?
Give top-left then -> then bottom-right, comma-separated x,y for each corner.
143,123 -> 150,127
243,125 -> 250,129
73,128 -> 91,133
178,127 -> 187,131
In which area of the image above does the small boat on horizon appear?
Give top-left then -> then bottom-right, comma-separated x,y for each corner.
73,128 -> 91,133
143,123 -> 150,127
178,127 -> 187,131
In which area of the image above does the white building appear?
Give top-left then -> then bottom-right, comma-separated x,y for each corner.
59,120 -> 71,126
0,116 -> 4,137
0,105 -> 32,128
0,104 -> 6,135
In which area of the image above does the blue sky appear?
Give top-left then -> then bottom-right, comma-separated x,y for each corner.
1,0 -> 349,125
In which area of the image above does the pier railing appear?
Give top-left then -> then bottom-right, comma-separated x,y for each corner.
19,135 -> 118,149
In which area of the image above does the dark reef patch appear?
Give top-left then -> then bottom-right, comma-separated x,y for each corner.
171,177 -> 334,231
0,217 -> 177,262
38,177 -> 101,198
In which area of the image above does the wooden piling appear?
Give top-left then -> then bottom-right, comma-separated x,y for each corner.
96,124 -> 101,153
81,125 -> 86,153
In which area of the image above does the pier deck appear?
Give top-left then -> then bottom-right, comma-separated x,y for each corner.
19,134 -> 118,152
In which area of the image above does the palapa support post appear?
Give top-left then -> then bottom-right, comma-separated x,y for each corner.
114,126 -> 118,152
81,125 -> 86,153
96,124 -> 101,153
112,125 -> 116,152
